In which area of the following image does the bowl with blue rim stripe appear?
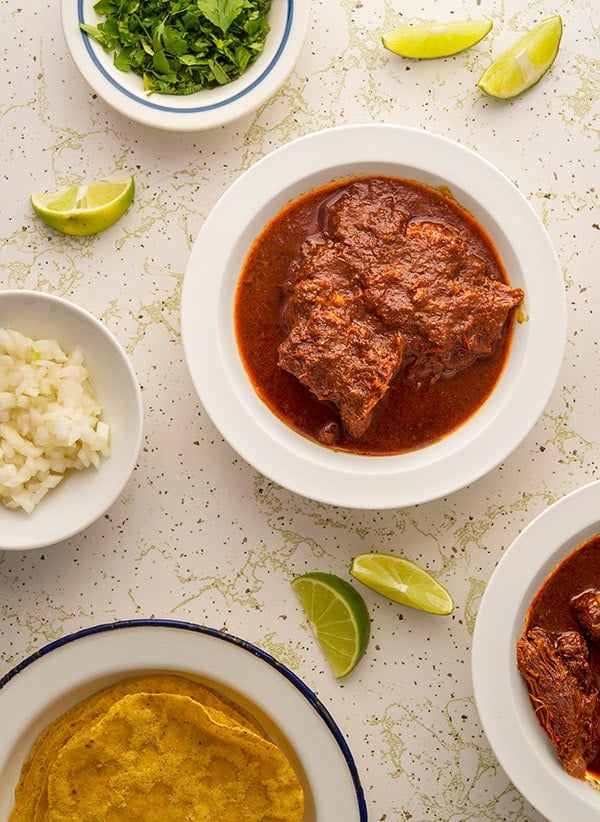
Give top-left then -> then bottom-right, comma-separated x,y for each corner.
61,1 -> 310,131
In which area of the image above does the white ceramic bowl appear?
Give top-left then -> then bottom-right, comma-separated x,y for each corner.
0,290 -> 143,551
0,620 -> 366,821
61,1 -> 310,131
472,480 -> 600,822
181,123 -> 567,509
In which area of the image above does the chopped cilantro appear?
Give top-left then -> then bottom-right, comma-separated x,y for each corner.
80,0 -> 272,95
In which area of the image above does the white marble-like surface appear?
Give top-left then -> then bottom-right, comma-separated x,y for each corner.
0,1 -> 598,820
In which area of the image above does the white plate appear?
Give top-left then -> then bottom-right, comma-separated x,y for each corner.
472,480 -> 600,821
181,123 -> 566,509
61,1 -> 310,131
0,620 -> 366,821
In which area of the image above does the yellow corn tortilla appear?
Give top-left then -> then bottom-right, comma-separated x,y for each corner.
10,674 -> 275,821
44,692 -> 304,821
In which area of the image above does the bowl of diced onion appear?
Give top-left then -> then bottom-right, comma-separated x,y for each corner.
0,290 -> 143,551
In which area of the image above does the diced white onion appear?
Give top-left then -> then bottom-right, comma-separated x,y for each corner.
0,329 -> 110,513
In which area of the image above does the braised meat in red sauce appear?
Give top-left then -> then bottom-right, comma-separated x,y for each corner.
517,628 -> 600,778
235,175 -> 524,454
572,590 -> 600,643
278,240 -> 405,439
517,534 -> 600,780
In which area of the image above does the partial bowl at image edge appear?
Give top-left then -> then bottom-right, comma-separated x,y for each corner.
0,620 -> 368,821
472,480 -> 600,822
0,289 -> 143,551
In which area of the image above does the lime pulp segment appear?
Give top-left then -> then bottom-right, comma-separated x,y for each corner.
477,15 -> 563,99
31,177 -> 135,236
291,572 -> 370,678
350,553 -> 454,615
382,19 -> 493,59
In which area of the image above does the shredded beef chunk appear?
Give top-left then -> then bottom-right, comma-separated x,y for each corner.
278,178 -> 524,437
516,626 -> 600,778
572,589 -> 600,643
279,244 -> 404,438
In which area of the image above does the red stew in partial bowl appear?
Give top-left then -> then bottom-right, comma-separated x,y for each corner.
517,534 -> 600,783
234,175 -> 524,456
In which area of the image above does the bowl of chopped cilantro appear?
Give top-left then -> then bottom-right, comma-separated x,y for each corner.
61,1 -> 310,130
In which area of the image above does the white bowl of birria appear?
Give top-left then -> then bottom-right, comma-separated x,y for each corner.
181,123 -> 566,509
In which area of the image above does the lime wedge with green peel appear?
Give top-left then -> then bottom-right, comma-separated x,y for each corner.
291,572 -> 370,678
382,20 -> 493,59
31,177 -> 134,236
477,15 -> 563,100
350,553 -> 454,615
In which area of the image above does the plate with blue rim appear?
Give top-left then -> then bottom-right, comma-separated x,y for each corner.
0,618 -> 367,820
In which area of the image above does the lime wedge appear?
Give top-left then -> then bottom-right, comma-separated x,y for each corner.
291,572 -> 370,678
382,19 -> 493,59
350,553 -> 454,615
31,177 -> 134,236
477,15 -> 563,99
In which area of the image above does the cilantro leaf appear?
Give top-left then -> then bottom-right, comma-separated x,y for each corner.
80,0 -> 272,95
197,0 -> 247,34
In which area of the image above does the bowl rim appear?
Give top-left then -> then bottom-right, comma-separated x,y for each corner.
0,289 -> 143,551
180,123 -> 567,509
61,0 -> 310,131
472,479 -> 600,821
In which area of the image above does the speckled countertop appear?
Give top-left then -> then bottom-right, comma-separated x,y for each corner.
0,1 -> 598,820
